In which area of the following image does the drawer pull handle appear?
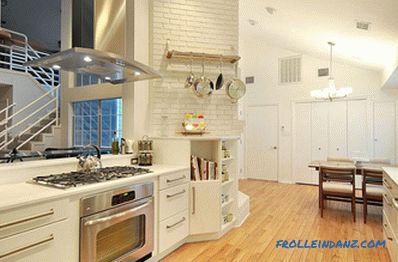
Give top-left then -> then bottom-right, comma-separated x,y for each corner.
167,190 -> 186,198
0,209 -> 54,229
384,194 -> 393,206
0,234 -> 54,259
166,217 -> 186,229
392,198 -> 398,211
384,179 -> 393,190
166,176 -> 186,183
192,187 -> 196,215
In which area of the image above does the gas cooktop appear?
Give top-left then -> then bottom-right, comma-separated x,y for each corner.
31,166 -> 152,189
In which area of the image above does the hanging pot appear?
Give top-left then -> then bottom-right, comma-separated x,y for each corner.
192,61 -> 214,97
225,79 -> 246,102
184,56 -> 195,88
215,58 -> 224,90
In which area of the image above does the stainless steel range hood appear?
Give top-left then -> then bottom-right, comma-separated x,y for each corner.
24,47 -> 161,84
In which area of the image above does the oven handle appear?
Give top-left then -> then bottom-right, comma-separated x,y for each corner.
83,200 -> 152,226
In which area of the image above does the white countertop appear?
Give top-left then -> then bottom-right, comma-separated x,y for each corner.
383,167 -> 398,187
151,135 -> 240,141
0,161 -> 189,212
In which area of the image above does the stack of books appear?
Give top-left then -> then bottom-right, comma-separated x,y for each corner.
191,155 -> 218,181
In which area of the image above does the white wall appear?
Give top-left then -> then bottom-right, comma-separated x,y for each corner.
149,0 -> 242,137
240,35 -> 398,183
0,69 -> 53,137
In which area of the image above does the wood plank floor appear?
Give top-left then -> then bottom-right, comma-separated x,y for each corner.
162,180 -> 390,262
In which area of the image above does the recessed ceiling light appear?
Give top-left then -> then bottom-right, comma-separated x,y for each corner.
265,7 -> 276,15
248,19 -> 258,26
83,56 -> 92,62
104,76 -> 111,81
52,64 -> 61,70
134,71 -> 141,76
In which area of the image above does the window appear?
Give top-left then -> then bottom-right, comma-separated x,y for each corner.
73,98 -> 122,148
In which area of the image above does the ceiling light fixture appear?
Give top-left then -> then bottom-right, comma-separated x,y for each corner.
310,42 -> 352,101
83,56 -> 93,62
52,64 -> 61,70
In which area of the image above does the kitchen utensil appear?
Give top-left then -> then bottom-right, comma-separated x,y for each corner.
126,139 -> 134,154
215,58 -> 224,90
138,152 -> 153,166
192,61 -> 214,97
184,57 -> 195,88
225,78 -> 246,101
138,135 -> 153,152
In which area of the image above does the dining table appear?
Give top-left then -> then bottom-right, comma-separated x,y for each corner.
308,160 -> 397,205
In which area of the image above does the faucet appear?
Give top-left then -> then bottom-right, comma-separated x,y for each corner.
77,144 -> 103,171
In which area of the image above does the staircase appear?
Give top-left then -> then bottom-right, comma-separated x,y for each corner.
0,27 -> 60,153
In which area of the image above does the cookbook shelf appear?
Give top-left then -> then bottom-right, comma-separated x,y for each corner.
152,136 -> 239,242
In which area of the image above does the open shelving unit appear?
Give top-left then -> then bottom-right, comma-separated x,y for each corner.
152,136 -> 240,241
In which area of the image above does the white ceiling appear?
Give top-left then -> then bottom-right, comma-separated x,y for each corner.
240,0 -> 398,71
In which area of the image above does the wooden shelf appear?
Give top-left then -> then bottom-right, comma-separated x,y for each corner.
221,198 -> 235,209
166,50 -> 241,64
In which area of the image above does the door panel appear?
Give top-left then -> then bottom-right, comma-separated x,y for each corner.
328,101 -> 347,158
246,105 -> 278,181
294,103 -> 314,184
311,102 -> 329,161
374,102 -> 395,163
347,100 -> 369,158
189,181 -> 221,235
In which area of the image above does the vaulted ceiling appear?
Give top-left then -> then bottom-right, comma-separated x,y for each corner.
240,0 -> 398,72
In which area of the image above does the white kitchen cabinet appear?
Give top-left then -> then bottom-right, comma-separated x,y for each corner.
159,183 -> 189,221
294,103 -> 314,184
189,181 -> 221,235
0,198 -> 69,239
157,171 -> 190,255
328,101 -> 347,157
158,210 -> 189,254
0,219 -> 74,262
374,102 -> 395,163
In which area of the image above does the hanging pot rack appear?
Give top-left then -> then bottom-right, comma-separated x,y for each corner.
166,50 -> 241,64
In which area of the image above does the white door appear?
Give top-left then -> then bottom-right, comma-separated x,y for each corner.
312,102 -> 329,161
246,105 -> 279,181
374,102 -> 395,163
311,102 -> 329,185
328,101 -> 347,157
294,103 -> 314,184
347,99 -> 369,158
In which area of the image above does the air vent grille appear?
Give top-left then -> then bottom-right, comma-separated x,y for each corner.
279,56 -> 302,84
356,21 -> 371,31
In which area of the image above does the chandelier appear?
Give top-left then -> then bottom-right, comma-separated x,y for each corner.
310,42 -> 352,101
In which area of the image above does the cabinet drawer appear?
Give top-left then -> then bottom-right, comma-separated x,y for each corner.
159,171 -> 189,190
0,199 -> 69,239
383,214 -> 398,262
0,219 -> 74,262
159,183 -> 189,221
383,173 -> 398,197
159,210 -> 189,254
383,190 -> 396,230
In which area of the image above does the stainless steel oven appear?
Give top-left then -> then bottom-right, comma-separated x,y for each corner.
80,183 -> 154,262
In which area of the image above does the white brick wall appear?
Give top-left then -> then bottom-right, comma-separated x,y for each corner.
150,0 -> 242,136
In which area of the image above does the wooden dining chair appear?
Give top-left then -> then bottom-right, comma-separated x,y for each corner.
319,165 -> 357,222
362,161 -> 388,224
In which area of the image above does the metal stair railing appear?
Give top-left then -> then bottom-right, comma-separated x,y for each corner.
0,27 -> 59,93
0,85 -> 60,151
0,101 -> 16,149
